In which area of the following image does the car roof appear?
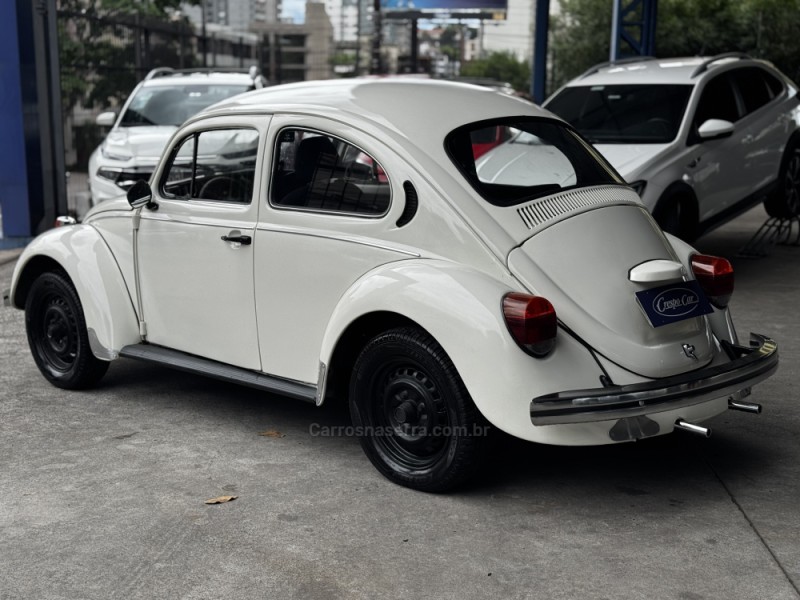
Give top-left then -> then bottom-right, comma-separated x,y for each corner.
197,78 -> 549,147
141,71 -> 258,88
567,54 -> 774,87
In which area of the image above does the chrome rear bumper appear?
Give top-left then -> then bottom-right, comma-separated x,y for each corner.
530,333 -> 778,426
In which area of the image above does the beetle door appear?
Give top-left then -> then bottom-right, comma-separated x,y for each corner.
136,121 -> 266,370
253,118 -> 403,384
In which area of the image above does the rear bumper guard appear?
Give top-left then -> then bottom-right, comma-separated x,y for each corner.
531,333 -> 778,426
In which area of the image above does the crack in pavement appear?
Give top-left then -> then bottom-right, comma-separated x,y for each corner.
704,455 -> 800,599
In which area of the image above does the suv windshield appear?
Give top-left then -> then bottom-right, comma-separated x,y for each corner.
119,84 -> 251,127
546,84 -> 693,144
446,119 -> 622,207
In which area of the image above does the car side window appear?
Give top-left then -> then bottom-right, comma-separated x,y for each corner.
731,67 -> 774,115
694,74 -> 740,128
270,128 -> 391,216
763,70 -> 785,98
161,128 -> 259,203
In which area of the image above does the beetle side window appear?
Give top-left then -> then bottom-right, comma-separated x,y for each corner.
270,128 -> 391,216
161,128 -> 259,203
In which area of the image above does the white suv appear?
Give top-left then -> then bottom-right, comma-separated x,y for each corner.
88,67 -> 265,205
544,53 -> 800,240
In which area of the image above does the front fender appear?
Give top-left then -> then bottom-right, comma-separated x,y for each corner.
319,259 -> 606,441
9,225 -> 140,359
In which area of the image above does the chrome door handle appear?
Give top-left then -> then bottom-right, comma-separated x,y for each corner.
221,234 -> 252,245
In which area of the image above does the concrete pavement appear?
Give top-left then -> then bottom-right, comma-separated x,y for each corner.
1,205 -> 799,600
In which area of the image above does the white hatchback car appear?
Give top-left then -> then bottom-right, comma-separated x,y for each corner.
88,67 -> 265,205
544,53 -> 800,239
6,79 -> 778,491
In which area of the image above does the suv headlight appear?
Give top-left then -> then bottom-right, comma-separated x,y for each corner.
628,180 -> 647,197
101,145 -> 133,161
97,167 -> 122,182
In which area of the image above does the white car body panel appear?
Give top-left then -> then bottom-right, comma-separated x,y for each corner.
591,143 -> 669,177
8,225 -> 140,357
136,201 -> 261,370
508,203 -> 714,378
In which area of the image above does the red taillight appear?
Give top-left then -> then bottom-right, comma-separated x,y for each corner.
503,293 -> 557,357
691,254 -> 734,308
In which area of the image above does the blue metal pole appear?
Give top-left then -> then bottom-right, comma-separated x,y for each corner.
0,0 -> 32,241
531,0 -> 550,103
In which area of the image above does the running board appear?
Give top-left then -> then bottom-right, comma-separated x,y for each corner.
119,344 -> 317,403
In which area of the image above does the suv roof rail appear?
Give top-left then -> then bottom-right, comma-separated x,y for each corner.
144,67 -> 174,80
691,52 -> 752,78
143,65 -> 266,85
578,55 -> 657,79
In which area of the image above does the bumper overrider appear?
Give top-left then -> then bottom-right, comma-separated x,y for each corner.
531,333 -> 778,426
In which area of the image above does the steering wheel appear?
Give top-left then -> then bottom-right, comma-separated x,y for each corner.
198,176 -> 245,201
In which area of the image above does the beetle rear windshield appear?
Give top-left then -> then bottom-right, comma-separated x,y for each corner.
446,119 -> 622,207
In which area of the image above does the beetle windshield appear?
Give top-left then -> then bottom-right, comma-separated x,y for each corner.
545,84 -> 693,144
446,119 -> 623,207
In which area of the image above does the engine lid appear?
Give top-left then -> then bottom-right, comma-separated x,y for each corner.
507,203 -> 714,378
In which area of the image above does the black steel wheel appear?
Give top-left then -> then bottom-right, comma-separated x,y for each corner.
25,271 -> 108,389
765,141 -> 800,218
349,327 -> 486,492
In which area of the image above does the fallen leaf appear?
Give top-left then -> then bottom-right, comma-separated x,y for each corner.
258,430 -> 285,438
205,495 -> 238,505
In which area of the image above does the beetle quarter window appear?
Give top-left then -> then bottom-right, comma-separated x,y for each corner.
161,128 -> 259,203
270,128 -> 390,216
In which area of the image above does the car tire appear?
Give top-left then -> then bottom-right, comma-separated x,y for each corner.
764,139 -> 800,219
25,271 -> 109,389
653,189 -> 697,242
349,327 -> 486,492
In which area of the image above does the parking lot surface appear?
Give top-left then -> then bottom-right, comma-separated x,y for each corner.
1,206 -> 799,600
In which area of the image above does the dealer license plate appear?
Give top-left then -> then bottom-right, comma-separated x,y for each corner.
635,280 -> 713,328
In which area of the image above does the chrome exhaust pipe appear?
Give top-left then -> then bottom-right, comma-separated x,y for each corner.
674,419 -> 711,437
728,399 -> 762,414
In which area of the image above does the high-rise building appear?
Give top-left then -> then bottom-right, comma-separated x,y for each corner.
481,0 -> 559,63
182,0 -> 281,31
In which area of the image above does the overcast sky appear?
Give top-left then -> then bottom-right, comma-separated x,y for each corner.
281,0 -> 306,23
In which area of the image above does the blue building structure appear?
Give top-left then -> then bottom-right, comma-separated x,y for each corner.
0,0 -> 65,248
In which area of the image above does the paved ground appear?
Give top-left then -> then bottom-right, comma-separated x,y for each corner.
1,206 -> 799,600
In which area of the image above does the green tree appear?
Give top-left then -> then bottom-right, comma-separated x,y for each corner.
460,51 -> 531,93
550,0 -> 800,90
58,0 -> 198,112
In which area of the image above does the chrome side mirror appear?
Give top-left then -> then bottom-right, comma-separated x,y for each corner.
127,180 -> 157,210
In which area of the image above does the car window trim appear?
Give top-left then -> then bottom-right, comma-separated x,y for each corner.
159,125 -> 260,205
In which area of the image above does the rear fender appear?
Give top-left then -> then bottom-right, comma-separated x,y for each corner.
9,225 -> 140,359
319,259 -> 606,440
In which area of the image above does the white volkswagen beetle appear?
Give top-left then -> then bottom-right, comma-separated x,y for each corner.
4,79 -> 778,491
